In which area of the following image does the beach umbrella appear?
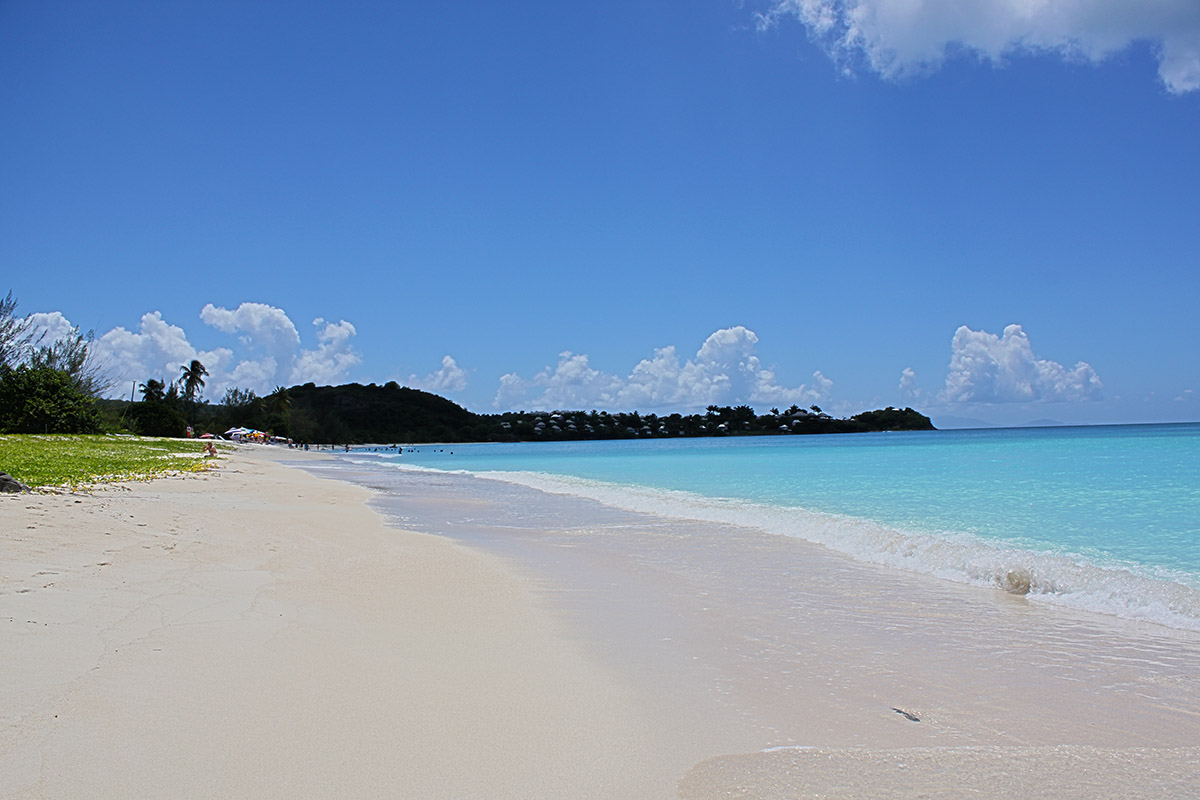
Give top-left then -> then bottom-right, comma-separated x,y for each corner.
199,433 -> 215,439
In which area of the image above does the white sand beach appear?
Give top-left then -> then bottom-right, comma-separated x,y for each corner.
3,447 -> 1198,798
1,449 -> 704,798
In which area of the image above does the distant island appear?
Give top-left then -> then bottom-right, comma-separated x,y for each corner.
101,381 -> 934,443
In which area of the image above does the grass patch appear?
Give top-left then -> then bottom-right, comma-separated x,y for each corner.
0,434 -> 232,490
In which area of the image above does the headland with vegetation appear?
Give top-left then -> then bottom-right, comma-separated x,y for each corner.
2,289 -> 934,477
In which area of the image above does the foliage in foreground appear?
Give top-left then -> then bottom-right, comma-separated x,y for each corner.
0,434 -> 229,489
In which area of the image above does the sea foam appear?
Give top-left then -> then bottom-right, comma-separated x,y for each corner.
368,459 -> 1200,633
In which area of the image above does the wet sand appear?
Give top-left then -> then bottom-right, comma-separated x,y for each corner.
316,458 -> 1200,798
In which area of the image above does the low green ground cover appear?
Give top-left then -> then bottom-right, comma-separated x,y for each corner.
0,434 -> 229,490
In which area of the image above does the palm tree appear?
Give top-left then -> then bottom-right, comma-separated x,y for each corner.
266,385 -> 291,417
179,360 -> 208,402
265,386 -> 292,436
139,378 -> 165,403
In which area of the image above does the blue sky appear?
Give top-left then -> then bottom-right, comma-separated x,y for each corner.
3,1 -> 1198,426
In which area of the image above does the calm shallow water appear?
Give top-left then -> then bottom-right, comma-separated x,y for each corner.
341,423 -> 1200,630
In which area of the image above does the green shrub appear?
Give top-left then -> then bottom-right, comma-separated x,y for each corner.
0,365 -> 99,434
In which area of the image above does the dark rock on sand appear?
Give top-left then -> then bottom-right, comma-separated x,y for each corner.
0,472 -> 31,493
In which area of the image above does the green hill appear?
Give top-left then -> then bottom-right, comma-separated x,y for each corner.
100,381 -> 936,444
285,382 -> 491,443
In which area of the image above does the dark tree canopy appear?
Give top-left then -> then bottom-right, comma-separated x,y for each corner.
0,364 -> 99,434
127,399 -> 188,438
97,378 -> 936,444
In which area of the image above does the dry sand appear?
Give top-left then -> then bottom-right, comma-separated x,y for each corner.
1,448 -> 695,798
3,446 -> 1198,799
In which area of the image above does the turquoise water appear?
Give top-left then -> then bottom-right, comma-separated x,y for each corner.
349,423 -> 1200,629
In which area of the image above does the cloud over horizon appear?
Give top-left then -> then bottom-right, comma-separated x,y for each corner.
95,312 -> 234,398
24,304 -> 1113,418
52,302 -> 361,400
758,0 -> 1200,93
939,324 -> 1102,404
407,355 -> 469,395
494,326 -> 832,411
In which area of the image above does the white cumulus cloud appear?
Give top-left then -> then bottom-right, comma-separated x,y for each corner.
40,303 -> 359,399
939,324 -> 1102,404
198,303 -> 360,391
289,318 -> 361,386
494,326 -> 831,411
496,351 -> 624,410
94,311 -> 232,397
899,366 -> 919,398
758,0 -> 1200,93
24,311 -> 79,345
200,302 -> 302,360
226,357 -> 278,391
407,355 -> 469,394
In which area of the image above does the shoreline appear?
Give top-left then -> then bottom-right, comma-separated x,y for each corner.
4,446 -> 1199,798
310,454 -> 1200,796
342,427 -> 1200,635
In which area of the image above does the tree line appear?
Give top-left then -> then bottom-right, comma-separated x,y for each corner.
160,385 -> 933,444
486,404 -> 934,441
